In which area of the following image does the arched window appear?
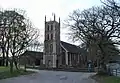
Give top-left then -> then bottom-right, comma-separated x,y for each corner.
51,34 -> 53,40
47,34 -> 49,40
51,25 -> 53,30
47,25 -> 49,31
50,44 -> 53,53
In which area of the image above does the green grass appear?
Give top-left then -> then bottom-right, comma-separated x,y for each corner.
92,74 -> 120,83
0,66 -> 9,72
102,76 -> 120,83
0,67 -> 35,79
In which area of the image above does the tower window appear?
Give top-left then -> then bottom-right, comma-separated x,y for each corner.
51,34 -> 53,40
51,25 -> 53,30
45,44 -> 48,52
47,34 -> 49,40
47,25 -> 49,31
50,44 -> 53,53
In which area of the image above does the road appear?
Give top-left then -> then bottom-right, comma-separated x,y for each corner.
0,70 -> 97,83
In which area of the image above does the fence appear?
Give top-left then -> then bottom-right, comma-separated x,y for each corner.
109,68 -> 120,77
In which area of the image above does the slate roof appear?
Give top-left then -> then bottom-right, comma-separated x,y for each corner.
21,51 -> 43,59
60,41 -> 84,54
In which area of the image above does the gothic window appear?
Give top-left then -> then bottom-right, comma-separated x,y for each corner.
47,34 -> 49,40
51,25 -> 53,30
45,44 -> 48,52
47,25 -> 49,31
51,34 -> 53,40
50,44 -> 53,53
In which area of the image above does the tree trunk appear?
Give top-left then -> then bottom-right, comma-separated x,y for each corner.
24,56 -> 27,72
6,53 -> 9,67
10,58 -> 13,73
1,29 -> 5,66
98,44 -> 107,74
2,47 -> 5,66
18,57 -> 20,69
12,56 -> 19,70
98,63 -> 107,74
10,53 -> 15,73
14,60 -> 18,70
6,40 -> 9,67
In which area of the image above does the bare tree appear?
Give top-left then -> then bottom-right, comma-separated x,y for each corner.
65,4 -> 120,73
0,9 -> 40,73
0,10 -> 11,66
29,40 -> 43,51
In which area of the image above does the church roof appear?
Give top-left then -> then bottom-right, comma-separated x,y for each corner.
21,51 -> 43,59
60,41 -> 83,53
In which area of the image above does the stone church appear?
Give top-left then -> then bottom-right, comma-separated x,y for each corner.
43,14 -> 87,68
20,14 -> 87,68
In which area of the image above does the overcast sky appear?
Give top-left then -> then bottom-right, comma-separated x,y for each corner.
0,0 -> 102,45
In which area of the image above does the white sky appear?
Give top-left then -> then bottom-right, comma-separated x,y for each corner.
0,0 -> 102,45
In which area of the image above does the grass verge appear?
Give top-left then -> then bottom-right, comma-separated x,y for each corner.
0,69 -> 35,79
0,66 -> 9,72
92,73 -> 120,83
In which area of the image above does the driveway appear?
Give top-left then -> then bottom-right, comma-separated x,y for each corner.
0,70 -> 97,83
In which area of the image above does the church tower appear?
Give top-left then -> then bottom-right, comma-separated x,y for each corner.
43,14 -> 60,68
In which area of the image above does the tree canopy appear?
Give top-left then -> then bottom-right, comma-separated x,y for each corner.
0,9 -> 40,72
65,0 -> 120,73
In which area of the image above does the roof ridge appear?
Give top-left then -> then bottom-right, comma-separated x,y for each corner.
60,41 -> 81,53
60,41 -> 79,47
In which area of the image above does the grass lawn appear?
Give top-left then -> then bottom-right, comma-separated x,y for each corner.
0,66 -> 9,72
0,66 -> 35,79
92,74 -> 120,83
